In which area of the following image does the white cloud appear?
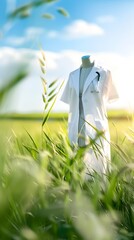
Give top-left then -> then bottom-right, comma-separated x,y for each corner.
0,47 -> 134,113
48,19 -> 104,39
97,15 -> 115,24
6,27 -> 45,46
0,47 -> 41,113
5,20 -> 104,46
0,47 -> 34,86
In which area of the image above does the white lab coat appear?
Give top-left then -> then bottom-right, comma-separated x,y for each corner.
60,63 -> 119,176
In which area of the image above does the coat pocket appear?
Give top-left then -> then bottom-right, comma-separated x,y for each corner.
90,78 -> 100,93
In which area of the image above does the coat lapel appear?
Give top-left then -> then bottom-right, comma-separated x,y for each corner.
72,68 -> 80,96
72,65 -> 99,96
83,66 -> 98,94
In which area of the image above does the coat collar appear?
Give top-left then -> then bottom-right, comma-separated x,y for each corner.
72,64 -> 100,96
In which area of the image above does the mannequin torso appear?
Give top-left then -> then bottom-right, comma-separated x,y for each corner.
78,55 -> 94,147
81,55 -> 94,68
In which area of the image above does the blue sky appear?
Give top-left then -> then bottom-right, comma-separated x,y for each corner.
0,0 -> 134,112
1,0 -> 134,54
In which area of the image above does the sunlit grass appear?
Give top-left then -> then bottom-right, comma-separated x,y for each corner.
0,115 -> 134,239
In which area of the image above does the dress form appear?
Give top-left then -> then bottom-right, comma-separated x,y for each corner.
81,55 -> 94,68
78,55 -> 94,147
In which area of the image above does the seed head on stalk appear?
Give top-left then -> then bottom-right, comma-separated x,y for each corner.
39,50 -> 60,127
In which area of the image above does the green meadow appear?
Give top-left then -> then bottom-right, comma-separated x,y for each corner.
0,109 -> 133,148
0,109 -> 134,162
0,109 -> 134,239
0,111 -> 134,173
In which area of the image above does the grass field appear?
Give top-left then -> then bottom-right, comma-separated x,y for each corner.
0,113 -> 134,163
0,109 -> 134,120
0,112 -> 133,149
0,111 -> 134,240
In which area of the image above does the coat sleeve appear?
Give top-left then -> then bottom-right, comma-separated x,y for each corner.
60,73 -> 71,104
106,70 -> 119,103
